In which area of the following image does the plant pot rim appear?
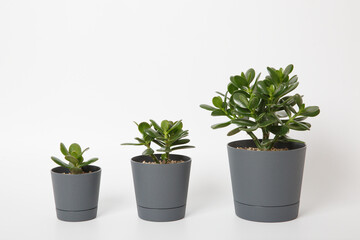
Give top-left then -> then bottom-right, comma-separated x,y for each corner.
51,165 -> 101,176
131,154 -> 191,166
228,139 -> 306,152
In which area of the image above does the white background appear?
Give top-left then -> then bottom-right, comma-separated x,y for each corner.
1,0 -> 359,239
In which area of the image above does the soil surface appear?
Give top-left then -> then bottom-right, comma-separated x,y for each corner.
62,171 -> 92,174
141,160 -> 184,164
237,147 -> 288,151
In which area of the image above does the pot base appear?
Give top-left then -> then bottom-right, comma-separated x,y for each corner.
137,205 -> 186,222
234,201 -> 299,222
56,207 -> 98,222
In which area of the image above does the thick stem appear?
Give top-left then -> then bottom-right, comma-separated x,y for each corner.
150,153 -> 159,164
163,133 -> 170,164
70,167 -> 84,174
262,128 -> 269,140
247,132 -> 262,149
268,135 -> 280,149
146,143 -> 159,163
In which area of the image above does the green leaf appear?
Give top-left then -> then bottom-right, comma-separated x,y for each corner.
289,75 -> 298,84
279,136 -> 305,144
233,89 -> 250,98
235,75 -> 248,86
200,104 -> 217,111
294,116 -> 308,121
171,145 -> 195,151
212,96 -> 223,108
65,155 -> 79,165
231,119 -> 256,126
144,128 -> 161,138
249,96 -> 260,109
232,106 -> 251,116
273,84 -> 286,98
153,139 -> 165,147
161,120 -> 170,132
169,130 -> 189,142
81,147 -> 89,156
172,139 -> 190,146
211,121 -> 231,129
227,128 -> 241,136
301,106 -> 320,117
78,155 -> 84,163
135,137 -> 145,143
294,94 -> 303,108
251,73 -> 261,91
239,125 -> 259,132
69,143 -> 81,157
245,68 -> 255,83
267,67 -> 280,85
233,92 -> 249,108
284,106 -> 292,117
79,158 -> 98,167
51,156 -> 69,168
150,120 -> 162,132
258,115 -> 278,127
283,64 -> 294,77
211,109 -> 226,116
267,125 -> 289,135
230,75 -> 247,88
121,143 -> 143,146
288,122 -> 310,131
60,143 -> 69,156
138,122 -> 151,134
279,82 -> 299,98
142,148 -> 154,156
227,83 -> 238,94
168,120 -> 183,133
215,91 -> 225,97
256,81 -> 269,95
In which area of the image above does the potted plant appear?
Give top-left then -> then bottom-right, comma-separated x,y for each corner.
50,143 -> 101,222
200,64 -> 320,222
122,120 -> 194,222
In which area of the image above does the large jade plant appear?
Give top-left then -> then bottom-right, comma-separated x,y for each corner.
122,120 -> 194,164
200,64 -> 320,150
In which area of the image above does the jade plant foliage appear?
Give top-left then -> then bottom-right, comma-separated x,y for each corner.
51,143 -> 99,174
200,64 -> 320,150
122,120 -> 194,164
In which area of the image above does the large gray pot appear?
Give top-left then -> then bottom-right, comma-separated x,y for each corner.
51,165 -> 101,222
227,140 -> 306,222
131,154 -> 191,222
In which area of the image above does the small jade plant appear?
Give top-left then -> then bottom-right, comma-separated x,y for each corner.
200,64 -> 320,150
122,120 -> 194,164
51,143 -> 99,174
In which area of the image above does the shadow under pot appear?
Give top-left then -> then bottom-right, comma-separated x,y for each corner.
227,140 -> 306,222
131,154 -> 191,222
51,165 -> 101,222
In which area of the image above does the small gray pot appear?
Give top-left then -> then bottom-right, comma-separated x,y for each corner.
51,165 -> 101,222
227,140 -> 306,222
131,154 -> 191,222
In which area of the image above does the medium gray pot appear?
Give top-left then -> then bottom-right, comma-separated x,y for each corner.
51,165 -> 101,222
227,140 -> 306,222
131,154 -> 191,222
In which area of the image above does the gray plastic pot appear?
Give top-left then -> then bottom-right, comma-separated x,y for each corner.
131,154 -> 191,222
51,165 -> 101,222
227,140 -> 306,222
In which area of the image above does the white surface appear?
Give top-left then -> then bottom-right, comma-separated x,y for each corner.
1,0 -> 360,239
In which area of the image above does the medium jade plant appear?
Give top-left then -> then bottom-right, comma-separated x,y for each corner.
51,143 -> 99,174
200,64 -> 320,150
122,120 -> 194,164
